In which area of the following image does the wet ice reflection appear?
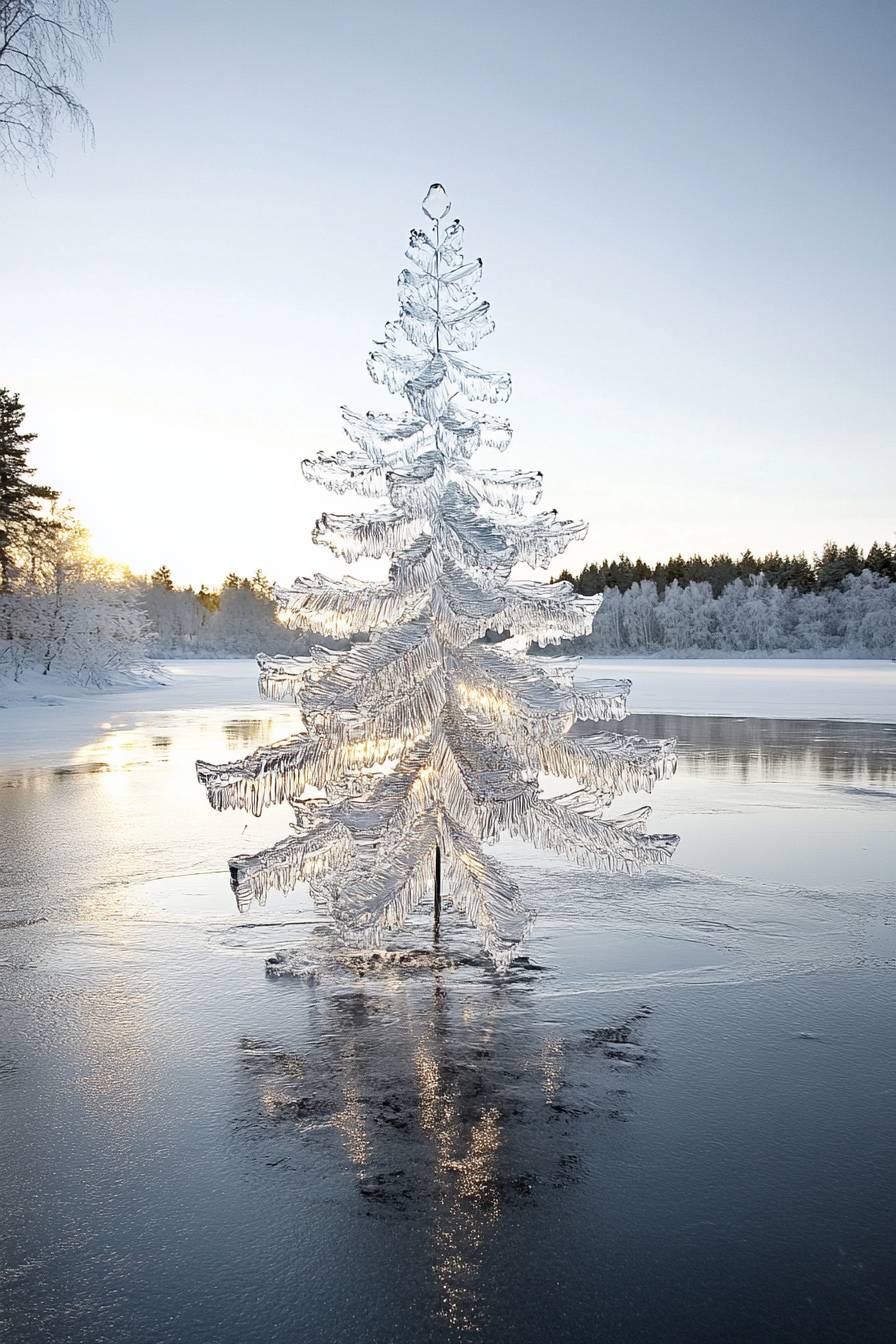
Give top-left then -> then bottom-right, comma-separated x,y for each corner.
238,967 -> 655,1333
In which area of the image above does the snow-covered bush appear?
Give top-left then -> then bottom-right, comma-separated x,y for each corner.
0,504 -> 153,686
659,581 -> 717,651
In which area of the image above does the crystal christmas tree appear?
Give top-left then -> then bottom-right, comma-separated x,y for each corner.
196,184 -> 678,969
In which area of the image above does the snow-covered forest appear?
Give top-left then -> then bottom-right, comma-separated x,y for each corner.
557,540 -> 896,597
2,386 -> 894,686
563,571 -> 896,657
550,541 -> 896,656
142,554 -> 896,662
139,569 -> 318,659
1,545 -> 317,685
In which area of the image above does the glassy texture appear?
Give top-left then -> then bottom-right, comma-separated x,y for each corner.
196,187 -> 677,966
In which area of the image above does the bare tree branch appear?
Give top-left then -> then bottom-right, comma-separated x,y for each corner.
0,0 -> 114,172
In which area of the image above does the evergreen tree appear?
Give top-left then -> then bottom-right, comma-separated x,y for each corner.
864,541 -> 896,583
816,541 -> 865,589
577,561 -> 603,596
0,387 -> 58,590
250,569 -> 273,598
197,186 -> 678,969
151,565 -> 174,590
196,584 -> 219,613
757,551 -> 815,594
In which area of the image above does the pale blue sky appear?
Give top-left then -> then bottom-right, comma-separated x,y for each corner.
2,0 -> 894,588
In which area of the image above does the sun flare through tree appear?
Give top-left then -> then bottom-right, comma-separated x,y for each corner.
196,185 -> 679,969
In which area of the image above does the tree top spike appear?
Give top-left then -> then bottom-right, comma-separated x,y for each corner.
422,184 -> 451,220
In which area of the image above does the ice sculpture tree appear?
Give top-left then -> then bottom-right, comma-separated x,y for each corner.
196,184 -> 678,969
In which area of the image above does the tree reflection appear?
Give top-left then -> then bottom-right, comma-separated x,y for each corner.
239,960 -> 655,1332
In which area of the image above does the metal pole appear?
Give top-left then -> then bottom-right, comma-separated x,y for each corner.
434,844 -> 442,936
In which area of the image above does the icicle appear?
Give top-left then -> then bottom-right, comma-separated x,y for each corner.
389,535 -> 442,594
442,352 -> 511,405
529,731 -> 678,794
257,653 -> 313,706
367,342 -> 430,395
440,820 -> 533,970
489,511 -> 590,569
437,408 -> 512,458
438,300 -> 495,352
516,799 -> 678,873
275,575 -> 428,635
385,452 -> 446,516
573,682 -> 631,722
302,452 -> 388,498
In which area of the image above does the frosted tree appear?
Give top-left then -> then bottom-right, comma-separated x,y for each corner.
196,185 -> 678,969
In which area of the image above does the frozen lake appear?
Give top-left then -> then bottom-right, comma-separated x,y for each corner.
2,664 -> 895,1342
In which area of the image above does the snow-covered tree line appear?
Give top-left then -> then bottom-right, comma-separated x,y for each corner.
139,569 -> 318,658
557,540 -> 896,598
0,387 -> 316,684
564,571 -> 896,657
3,385 -> 892,681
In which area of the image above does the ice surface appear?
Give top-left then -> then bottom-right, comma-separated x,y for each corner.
197,186 -> 679,967
6,717 -> 894,1344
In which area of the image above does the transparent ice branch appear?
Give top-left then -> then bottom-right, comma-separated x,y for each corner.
489,511 -> 590,568
340,407 -> 433,459
517,799 -> 679,873
257,653 -> 313,704
312,510 -> 427,562
302,452 -> 389,498
228,822 -> 354,911
529,731 -> 678,794
276,576 -> 428,637
459,466 -> 544,512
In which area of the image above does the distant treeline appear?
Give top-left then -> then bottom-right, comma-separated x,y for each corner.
559,571 -> 896,658
141,567 -> 322,658
554,541 -> 896,598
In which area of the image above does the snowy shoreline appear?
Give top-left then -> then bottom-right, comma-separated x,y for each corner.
1,656 -> 894,775
574,656 -> 896,722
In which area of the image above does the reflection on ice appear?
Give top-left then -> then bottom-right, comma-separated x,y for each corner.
239,972 -> 655,1332
623,713 -> 896,787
